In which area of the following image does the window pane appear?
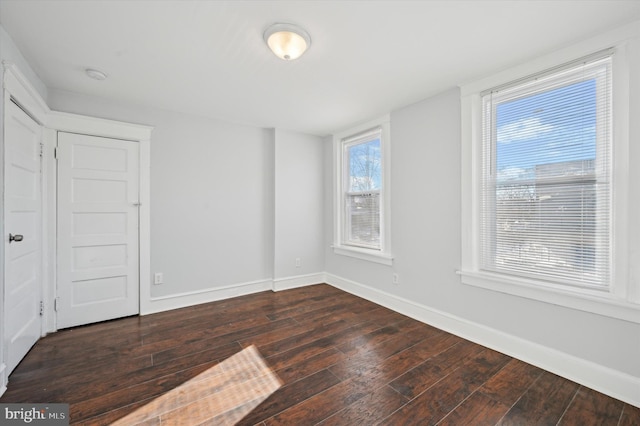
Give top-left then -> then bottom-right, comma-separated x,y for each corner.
348,139 -> 381,192
482,57 -> 611,289
495,180 -> 601,280
343,135 -> 382,249
346,192 -> 380,246
496,79 -> 597,178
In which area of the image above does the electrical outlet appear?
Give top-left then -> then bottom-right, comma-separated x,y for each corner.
154,272 -> 163,285
392,273 -> 400,285
295,258 -> 301,268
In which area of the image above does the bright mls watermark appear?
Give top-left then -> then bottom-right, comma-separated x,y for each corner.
1,404 -> 68,425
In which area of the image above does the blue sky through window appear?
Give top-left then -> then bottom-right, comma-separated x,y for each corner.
348,138 -> 381,191
496,79 -> 597,181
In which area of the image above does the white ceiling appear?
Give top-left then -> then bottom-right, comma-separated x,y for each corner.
2,1 -> 639,136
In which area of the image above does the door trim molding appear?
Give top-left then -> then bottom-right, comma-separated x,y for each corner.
2,62 -> 49,124
48,121 -> 152,330
0,363 -> 6,397
48,111 -> 152,142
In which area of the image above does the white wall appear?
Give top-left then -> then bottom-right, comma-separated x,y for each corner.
48,90 -> 326,307
0,26 -> 48,101
49,91 -> 267,300
274,129 -> 324,280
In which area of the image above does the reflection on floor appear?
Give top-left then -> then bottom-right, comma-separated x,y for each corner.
111,345 -> 282,425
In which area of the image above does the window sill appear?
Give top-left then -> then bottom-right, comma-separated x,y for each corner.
458,270 -> 640,324
332,245 -> 393,266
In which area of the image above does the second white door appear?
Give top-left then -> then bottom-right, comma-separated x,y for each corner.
4,100 -> 42,374
57,132 -> 140,329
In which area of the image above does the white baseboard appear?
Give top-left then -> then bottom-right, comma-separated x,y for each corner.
142,273 -> 326,314
141,279 -> 273,315
325,273 -> 640,408
272,273 -> 325,291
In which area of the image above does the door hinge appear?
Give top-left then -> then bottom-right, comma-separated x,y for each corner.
39,142 -> 44,158
54,147 -> 58,160
54,297 -> 60,312
39,301 -> 44,316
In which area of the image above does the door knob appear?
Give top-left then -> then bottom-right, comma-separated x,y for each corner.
9,234 -> 23,243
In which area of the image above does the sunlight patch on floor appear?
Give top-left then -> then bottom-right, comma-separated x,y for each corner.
111,345 -> 282,425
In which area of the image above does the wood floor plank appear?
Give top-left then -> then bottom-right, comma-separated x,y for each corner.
262,378 -> 368,426
127,345 -> 283,426
6,342 -> 238,405
558,386 -> 624,425
71,360 -> 220,422
5,353 -> 153,396
380,348 -> 511,425
437,391 -> 511,426
497,371 -> 580,425
234,369 -> 341,425
74,397 -> 157,425
263,320 -> 381,368
138,310 -> 275,347
478,358 -> 544,407
619,404 -> 640,426
258,318 -> 364,358
291,303 -> 372,327
336,321 -> 411,356
14,330 -> 143,371
0,284 -> 632,425
265,332 -> 458,425
237,322 -> 306,349
265,295 -> 356,321
265,321 -> 382,371
317,385 -> 408,426
275,347 -> 346,384
329,326 -> 454,382
151,318 -> 296,364
388,339 -> 485,399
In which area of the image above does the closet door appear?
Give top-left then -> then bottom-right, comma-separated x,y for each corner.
56,132 -> 139,329
4,100 -> 42,374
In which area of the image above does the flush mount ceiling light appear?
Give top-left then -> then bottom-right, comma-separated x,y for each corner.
263,23 -> 311,61
85,68 -> 107,81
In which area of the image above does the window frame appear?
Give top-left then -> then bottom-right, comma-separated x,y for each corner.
460,37 -> 640,323
342,130 -> 382,250
480,54 -> 612,291
333,116 -> 392,265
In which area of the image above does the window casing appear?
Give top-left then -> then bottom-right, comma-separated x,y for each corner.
460,39 -> 640,323
333,117 -> 391,265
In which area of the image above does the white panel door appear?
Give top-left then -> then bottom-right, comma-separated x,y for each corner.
4,100 -> 42,374
57,132 -> 139,329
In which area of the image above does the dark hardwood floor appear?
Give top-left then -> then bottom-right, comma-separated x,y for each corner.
1,284 -> 638,425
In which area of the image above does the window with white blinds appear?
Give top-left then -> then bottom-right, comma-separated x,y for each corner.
480,53 -> 612,289
342,129 -> 382,249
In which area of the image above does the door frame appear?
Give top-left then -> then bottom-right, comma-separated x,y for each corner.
1,63 -> 152,393
47,111 -> 153,331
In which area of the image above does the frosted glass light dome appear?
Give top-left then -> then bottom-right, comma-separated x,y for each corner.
264,23 -> 311,60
